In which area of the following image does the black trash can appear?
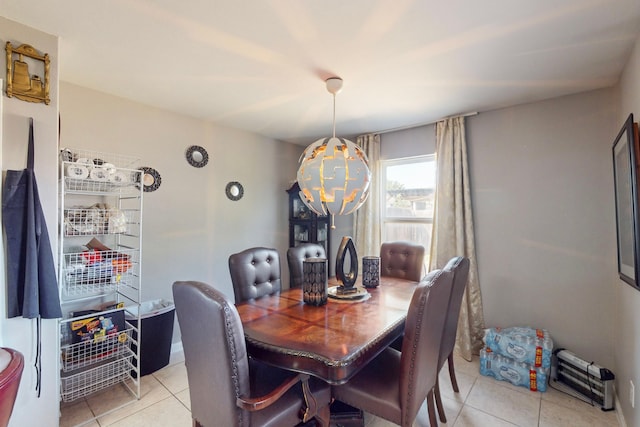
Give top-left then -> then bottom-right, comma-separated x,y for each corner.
126,299 -> 175,377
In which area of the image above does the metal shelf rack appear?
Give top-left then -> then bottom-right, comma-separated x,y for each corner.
57,148 -> 143,425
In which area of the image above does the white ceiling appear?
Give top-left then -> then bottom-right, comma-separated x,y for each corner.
3,0 -> 640,145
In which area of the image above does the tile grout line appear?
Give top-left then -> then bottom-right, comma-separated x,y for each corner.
99,374 -> 177,427
150,368 -> 191,413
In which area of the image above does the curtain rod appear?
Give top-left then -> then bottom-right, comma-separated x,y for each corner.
375,111 -> 478,135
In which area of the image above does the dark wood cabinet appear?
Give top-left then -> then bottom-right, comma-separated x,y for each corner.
286,182 -> 331,268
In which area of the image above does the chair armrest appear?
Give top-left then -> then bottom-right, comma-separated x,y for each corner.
236,373 -> 309,411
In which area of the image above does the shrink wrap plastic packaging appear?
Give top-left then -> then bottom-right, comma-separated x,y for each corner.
483,326 -> 553,368
480,326 -> 554,392
480,347 -> 548,392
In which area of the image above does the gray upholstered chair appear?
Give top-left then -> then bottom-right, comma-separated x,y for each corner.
172,281 -> 331,427
433,256 -> 470,423
286,243 -> 327,289
379,241 -> 426,282
229,247 -> 281,303
332,268 -> 454,427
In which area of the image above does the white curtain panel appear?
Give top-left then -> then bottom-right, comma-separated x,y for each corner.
353,134 -> 381,258
431,116 -> 485,360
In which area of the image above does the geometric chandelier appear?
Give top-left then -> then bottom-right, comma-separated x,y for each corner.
296,77 -> 371,228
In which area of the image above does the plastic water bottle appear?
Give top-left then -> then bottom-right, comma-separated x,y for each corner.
483,326 -> 553,368
480,347 -> 548,392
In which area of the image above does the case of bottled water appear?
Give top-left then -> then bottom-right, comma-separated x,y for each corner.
480,347 -> 548,392
483,326 -> 553,368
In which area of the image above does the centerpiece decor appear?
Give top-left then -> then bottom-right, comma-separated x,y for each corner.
362,256 -> 380,288
302,258 -> 328,306
335,236 -> 358,293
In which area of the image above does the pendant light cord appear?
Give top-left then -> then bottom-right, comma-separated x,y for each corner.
332,93 -> 336,138
330,92 -> 337,228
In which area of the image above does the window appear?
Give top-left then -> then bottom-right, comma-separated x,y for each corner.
380,155 -> 436,267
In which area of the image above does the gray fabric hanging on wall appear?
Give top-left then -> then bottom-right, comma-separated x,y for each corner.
2,118 -> 62,319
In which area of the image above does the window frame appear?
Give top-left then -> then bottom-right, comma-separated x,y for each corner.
379,154 -> 436,252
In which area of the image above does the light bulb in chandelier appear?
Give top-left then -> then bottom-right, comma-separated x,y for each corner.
296,77 -> 371,228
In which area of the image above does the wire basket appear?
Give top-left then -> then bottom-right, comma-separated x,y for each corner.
60,323 -> 136,372
62,163 -> 142,194
60,148 -> 142,194
60,356 -> 135,402
63,206 -> 140,237
60,148 -> 140,169
62,249 -> 140,298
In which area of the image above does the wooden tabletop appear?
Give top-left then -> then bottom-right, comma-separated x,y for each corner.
236,276 -> 419,385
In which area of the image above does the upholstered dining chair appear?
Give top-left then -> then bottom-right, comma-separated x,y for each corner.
173,280 -> 331,427
381,241 -> 426,351
433,256 -> 470,423
286,243 -> 326,289
229,247 -> 282,303
332,268 -> 454,427
379,241 -> 426,282
0,347 -> 24,427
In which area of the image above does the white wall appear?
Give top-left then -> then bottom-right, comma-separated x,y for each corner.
381,88 -> 619,367
616,33 -> 640,427
469,88 -> 619,366
1,17 -> 61,427
380,124 -> 435,160
59,82 -> 302,344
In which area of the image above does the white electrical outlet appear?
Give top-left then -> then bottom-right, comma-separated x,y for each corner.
631,380 -> 635,408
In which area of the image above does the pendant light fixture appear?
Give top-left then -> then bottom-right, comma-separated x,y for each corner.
296,77 -> 371,228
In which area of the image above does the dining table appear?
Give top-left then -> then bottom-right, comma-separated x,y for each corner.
236,276 -> 420,385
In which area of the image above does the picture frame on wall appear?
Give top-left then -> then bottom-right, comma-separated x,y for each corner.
612,113 -> 640,289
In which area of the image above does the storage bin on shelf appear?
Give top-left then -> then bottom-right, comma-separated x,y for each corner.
62,248 -> 139,298
60,148 -> 141,194
60,356 -> 135,402
63,205 -> 137,236
59,307 -> 138,402
60,324 -> 135,373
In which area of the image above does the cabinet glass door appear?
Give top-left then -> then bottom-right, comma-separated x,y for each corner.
317,222 -> 328,244
293,223 -> 310,245
293,198 -> 313,220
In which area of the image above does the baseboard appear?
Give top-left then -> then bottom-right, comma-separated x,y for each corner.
614,391 -> 627,427
169,341 -> 184,365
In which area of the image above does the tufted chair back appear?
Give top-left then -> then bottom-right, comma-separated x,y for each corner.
173,281 -> 331,427
286,243 -> 326,288
229,247 -> 282,303
380,241 -> 426,282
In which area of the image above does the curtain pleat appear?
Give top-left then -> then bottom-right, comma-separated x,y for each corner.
354,134 -> 381,257
430,116 -> 485,360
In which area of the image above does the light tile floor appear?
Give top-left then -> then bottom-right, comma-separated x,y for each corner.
60,354 -> 622,427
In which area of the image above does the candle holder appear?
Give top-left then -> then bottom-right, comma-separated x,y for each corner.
362,256 -> 380,288
302,258 -> 328,306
